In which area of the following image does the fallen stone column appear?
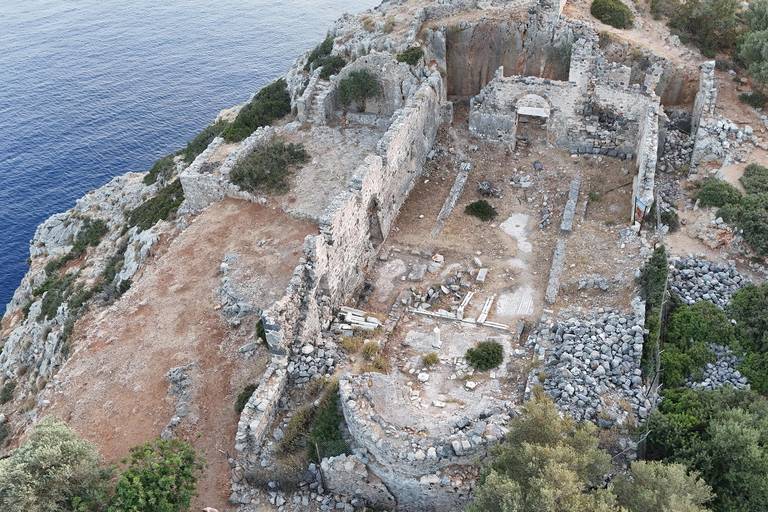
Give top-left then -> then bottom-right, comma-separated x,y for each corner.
545,239 -> 567,304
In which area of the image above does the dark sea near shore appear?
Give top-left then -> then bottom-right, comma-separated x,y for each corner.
0,0 -> 379,309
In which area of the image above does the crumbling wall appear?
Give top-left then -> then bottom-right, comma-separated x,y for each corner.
338,374 -> 511,510
179,127 -> 273,214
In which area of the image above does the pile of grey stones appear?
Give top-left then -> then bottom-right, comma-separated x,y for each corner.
687,344 -> 749,391
288,335 -> 341,385
668,257 -> 750,308
658,128 -> 692,174
527,304 -> 654,426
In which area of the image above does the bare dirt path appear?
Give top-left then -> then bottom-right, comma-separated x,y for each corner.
41,199 -> 315,511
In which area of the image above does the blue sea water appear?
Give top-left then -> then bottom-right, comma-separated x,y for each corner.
0,0 -> 380,310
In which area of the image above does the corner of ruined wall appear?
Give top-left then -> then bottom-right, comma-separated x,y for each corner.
179,127 -> 273,214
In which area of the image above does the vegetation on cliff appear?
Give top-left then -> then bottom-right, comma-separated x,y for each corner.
127,178 -> 184,232
338,70 -> 381,112
222,79 -> 291,142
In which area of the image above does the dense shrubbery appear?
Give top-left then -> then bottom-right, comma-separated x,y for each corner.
338,70 -> 381,112
317,55 -> 346,80
235,383 -> 257,414
644,387 -> 768,512
277,405 -> 314,455
590,0 -> 634,29
222,79 -> 291,142
661,300 -> 734,387
307,380 -> 350,461
465,200 -> 498,221
465,341 -> 504,370
143,153 -> 177,185
636,245 -> 668,377
466,392 -> 712,512
110,438 -> 205,512
396,47 -> 424,65
304,37 -> 334,71
697,178 -> 742,207
740,163 -> 768,194
229,141 -> 309,195
729,282 -> 768,391
181,119 -> 229,163
45,217 -> 109,276
739,91 -> 768,108
127,179 -> 185,232
0,417 -> 114,512
668,0 -> 740,57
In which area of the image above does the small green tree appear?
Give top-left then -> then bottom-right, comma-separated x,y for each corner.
613,461 -> 712,512
668,0 -> 740,56
739,29 -> 768,91
338,70 -> 381,112
590,0 -> 635,29
109,438 -> 205,512
0,417 -> 113,512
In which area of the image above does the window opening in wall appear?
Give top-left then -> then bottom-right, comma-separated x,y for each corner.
367,199 -> 384,248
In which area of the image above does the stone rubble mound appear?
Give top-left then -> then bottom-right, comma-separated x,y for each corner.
686,344 -> 749,391
526,303 -> 654,425
668,256 -> 750,308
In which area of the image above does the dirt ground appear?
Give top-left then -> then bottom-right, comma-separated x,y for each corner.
40,199 -> 315,511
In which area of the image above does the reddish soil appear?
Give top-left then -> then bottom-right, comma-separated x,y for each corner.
40,199 -> 315,511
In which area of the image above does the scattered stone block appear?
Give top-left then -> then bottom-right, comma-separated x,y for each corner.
407,264 -> 427,282
476,268 -> 488,284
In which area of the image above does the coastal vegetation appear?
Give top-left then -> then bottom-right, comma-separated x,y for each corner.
0,418 -> 205,512
222,79 -> 291,142
127,178 -> 184,232
229,140 -> 309,195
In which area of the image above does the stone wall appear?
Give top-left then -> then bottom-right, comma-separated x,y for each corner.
179,127 -> 273,214
338,374 -> 509,510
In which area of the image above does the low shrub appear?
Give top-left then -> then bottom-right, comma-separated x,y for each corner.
277,405 -> 314,454
650,0 -> 679,19
364,356 -> 391,374
465,200 -> 498,221
340,335 -> 364,352
235,383 -> 258,414
0,423 -> 9,447
245,457 -> 305,492
361,341 -> 380,358
598,30 -> 613,48
696,178 -> 742,207
304,37 -> 334,71
740,163 -> 768,194
223,79 -> 291,142
0,381 -> 16,404
317,55 -> 346,80
396,47 -> 424,65
738,91 -> 768,109
307,380 -> 350,461
229,141 -> 309,195
590,0 -> 634,29
143,153 -> 176,185
127,178 -> 185,232
421,352 -> 440,367
465,341 -> 504,370
181,119 -> 229,163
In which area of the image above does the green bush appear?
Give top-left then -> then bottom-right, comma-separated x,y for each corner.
668,0 -> 740,56
143,153 -> 176,185
277,405 -> 314,454
307,380 -> 350,461
361,341 -> 380,358
396,47 -> 424,65
317,55 -> 346,80
127,179 -> 185,232
650,0 -> 680,19
229,141 -> 309,195
181,119 -> 229,164
590,0 -> 634,29
235,383 -> 258,414
740,163 -> 768,194
338,70 -> 381,112
0,417 -> 114,512
304,37 -> 334,71
644,387 -> 768,512
738,91 -> 768,109
222,79 -> 291,142
111,438 -> 206,512
421,352 -> 440,367
696,178 -> 742,207
465,341 -> 504,370
735,193 -> 768,256
465,200 -> 498,221
0,381 -> 16,404
637,245 -> 669,377
729,282 -> 768,390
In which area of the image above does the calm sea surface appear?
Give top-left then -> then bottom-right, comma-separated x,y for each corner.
0,0 -> 380,309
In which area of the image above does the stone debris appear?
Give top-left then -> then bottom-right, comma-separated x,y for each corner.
687,344 -> 749,391
668,256 -> 749,308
